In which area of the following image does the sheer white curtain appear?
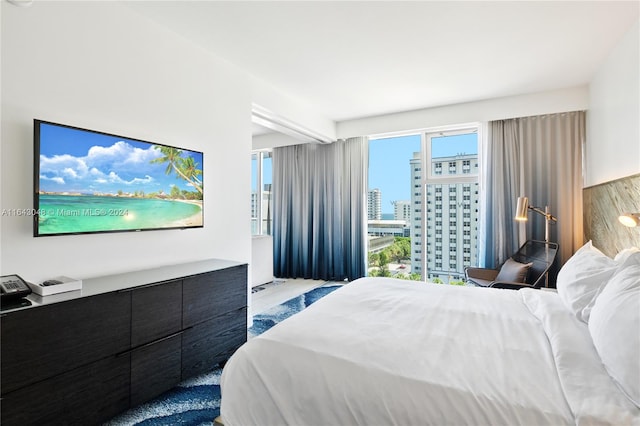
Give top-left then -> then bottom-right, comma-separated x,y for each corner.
480,119 -> 522,268
481,111 -> 585,269
272,137 -> 368,281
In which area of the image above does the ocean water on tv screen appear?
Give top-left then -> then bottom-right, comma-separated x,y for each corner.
37,194 -> 202,235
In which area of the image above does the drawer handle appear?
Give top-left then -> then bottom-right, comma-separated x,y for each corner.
117,328 -> 192,356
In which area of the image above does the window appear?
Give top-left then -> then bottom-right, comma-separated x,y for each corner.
367,126 -> 479,283
367,135 -> 420,279
420,126 -> 480,283
251,150 -> 272,235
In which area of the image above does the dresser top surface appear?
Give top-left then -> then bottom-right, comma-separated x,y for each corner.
1,258 -> 246,314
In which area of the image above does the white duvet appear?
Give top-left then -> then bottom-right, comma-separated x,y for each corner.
220,278 -> 639,425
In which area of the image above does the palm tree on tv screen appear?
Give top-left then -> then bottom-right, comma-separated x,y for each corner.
180,156 -> 203,187
151,145 -> 203,194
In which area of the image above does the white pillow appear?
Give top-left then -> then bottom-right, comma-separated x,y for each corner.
556,241 -> 617,322
614,247 -> 640,263
588,252 -> 640,407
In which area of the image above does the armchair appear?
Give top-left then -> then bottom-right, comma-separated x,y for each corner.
465,240 -> 559,289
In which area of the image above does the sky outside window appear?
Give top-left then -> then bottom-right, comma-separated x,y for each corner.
369,133 -> 477,215
251,153 -> 273,192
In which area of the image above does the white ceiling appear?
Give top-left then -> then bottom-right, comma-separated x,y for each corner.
125,1 -> 638,123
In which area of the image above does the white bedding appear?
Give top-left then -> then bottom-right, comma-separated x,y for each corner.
220,278 -> 640,425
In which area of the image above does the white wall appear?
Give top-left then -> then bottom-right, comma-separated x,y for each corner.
586,19 -> 640,187
251,235 -> 274,287
337,86 -> 589,139
0,2 -> 255,282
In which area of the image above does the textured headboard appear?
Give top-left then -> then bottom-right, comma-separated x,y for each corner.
583,173 -> 640,257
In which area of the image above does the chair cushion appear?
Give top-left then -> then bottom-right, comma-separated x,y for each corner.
495,258 -> 533,283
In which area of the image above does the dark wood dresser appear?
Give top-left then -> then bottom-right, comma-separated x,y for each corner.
0,259 -> 247,425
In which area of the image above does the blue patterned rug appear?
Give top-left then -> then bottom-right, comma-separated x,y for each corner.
104,283 -> 341,426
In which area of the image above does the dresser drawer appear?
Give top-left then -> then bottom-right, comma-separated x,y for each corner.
182,307 -> 247,378
183,265 -> 247,327
1,291 -> 131,394
131,279 -> 182,347
1,354 -> 130,426
131,333 -> 182,406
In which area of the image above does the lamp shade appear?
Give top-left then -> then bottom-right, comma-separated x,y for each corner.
515,197 -> 529,221
618,213 -> 640,228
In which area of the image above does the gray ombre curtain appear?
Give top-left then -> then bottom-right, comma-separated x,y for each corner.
272,137 -> 368,281
480,111 -> 585,269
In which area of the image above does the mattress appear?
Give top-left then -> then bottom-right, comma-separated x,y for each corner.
220,277 -> 639,425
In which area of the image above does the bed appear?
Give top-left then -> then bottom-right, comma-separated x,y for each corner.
220,243 -> 639,425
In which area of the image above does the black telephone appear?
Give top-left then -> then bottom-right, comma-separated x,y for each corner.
1,274 -> 33,300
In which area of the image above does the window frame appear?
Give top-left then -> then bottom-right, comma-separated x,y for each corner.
424,126 -> 479,184
420,125 -> 480,280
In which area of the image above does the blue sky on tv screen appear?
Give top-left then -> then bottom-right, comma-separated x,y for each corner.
38,123 -> 203,195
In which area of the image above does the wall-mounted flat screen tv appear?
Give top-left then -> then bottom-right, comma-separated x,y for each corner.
34,120 -> 204,237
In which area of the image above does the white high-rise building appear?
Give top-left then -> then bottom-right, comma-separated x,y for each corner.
410,152 -> 479,282
409,153 -> 423,276
367,188 -> 382,220
392,200 -> 411,223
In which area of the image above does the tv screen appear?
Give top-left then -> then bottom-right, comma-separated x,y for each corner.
34,120 -> 204,237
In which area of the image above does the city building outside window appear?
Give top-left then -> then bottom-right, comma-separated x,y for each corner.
251,150 -> 272,235
414,126 -> 480,283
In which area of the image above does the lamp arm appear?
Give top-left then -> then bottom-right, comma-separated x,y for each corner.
528,205 -> 557,222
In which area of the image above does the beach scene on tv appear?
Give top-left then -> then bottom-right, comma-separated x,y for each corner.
37,123 -> 203,235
